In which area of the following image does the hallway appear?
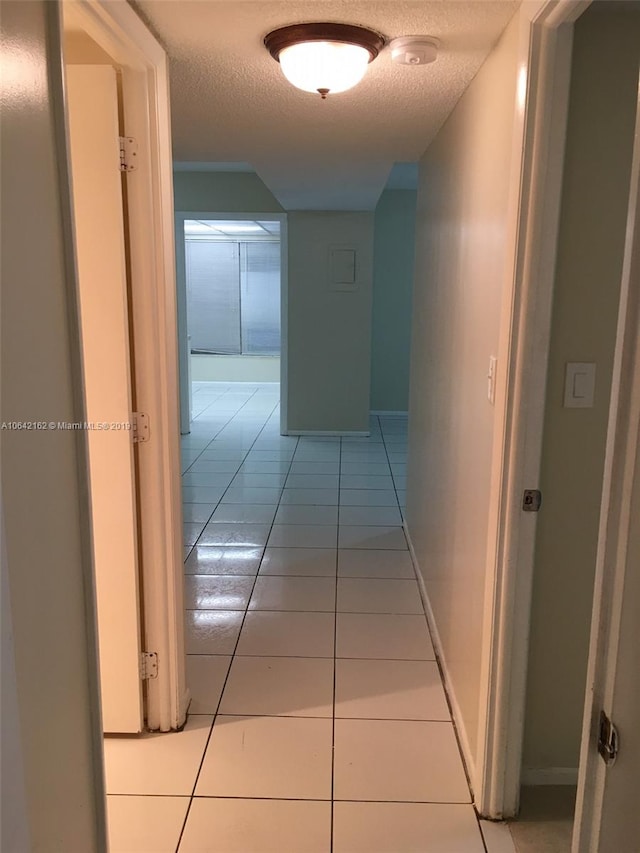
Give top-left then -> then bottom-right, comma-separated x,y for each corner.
104,382 -> 486,852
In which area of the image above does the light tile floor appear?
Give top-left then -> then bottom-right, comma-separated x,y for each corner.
105,381 -> 495,852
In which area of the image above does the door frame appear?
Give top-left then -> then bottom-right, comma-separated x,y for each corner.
59,0 -> 187,732
476,0 -> 591,818
572,74 -> 640,853
175,210 -> 288,433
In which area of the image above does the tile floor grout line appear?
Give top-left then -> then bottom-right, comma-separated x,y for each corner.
182,383 -> 277,477
187,653 -> 439,662
181,387 -> 268,559
329,435 -> 344,852
184,415 -> 299,712
171,793 -> 477,805
187,396 -> 285,552
193,712 -> 452,723
181,385 -> 259,474
186,608 -> 423,615
475,808 -> 492,853
185,399 -> 293,662
171,395 -> 475,848
189,574 -> 414,580
176,390 -> 294,851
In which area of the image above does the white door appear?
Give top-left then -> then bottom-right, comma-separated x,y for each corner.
573,84 -> 640,852
66,65 -> 144,733
596,444 -> 640,849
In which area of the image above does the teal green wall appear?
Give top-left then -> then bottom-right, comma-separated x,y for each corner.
287,212 -> 374,433
370,189 -> 416,411
173,170 -> 283,213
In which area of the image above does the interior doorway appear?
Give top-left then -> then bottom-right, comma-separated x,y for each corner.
175,212 -> 287,433
481,2 -> 640,850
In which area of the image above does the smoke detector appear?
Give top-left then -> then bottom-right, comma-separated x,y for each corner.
390,36 -> 438,66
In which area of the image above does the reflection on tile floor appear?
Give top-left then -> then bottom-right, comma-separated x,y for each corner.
105,381 -> 488,852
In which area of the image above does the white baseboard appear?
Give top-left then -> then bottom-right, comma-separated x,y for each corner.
285,430 -> 370,437
404,522 -> 476,795
370,410 -> 409,417
480,819 -> 517,853
521,767 -> 579,786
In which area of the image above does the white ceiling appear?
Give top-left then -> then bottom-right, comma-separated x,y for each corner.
134,0 -> 519,210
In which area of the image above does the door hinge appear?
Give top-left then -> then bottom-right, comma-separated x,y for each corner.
597,710 -> 619,766
119,136 -> 138,172
140,651 -> 158,680
132,412 -> 149,443
522,489 -> 542,512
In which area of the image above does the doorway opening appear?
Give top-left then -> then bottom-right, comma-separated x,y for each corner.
186,218 -> 281,379
481,2 -> 640,850
176,212 -> 287,431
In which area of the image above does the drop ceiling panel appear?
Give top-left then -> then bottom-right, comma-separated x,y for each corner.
185,219 -> 282,239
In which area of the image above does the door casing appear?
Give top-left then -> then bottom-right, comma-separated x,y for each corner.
475,0 -> 591,818
60,0 -> 187,732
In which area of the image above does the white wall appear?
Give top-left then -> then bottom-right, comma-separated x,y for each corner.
406,10 -> 520,766
1,2 -> 105,849
191,354 -> 280,382
370,189 -> 416,412
523,2 -> 640,777
286,212 -> 374,433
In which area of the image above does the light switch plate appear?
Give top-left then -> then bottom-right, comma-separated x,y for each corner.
487,356 -> 497,405
564,362 -> 596,408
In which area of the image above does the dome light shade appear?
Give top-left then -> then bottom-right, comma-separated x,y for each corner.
265,23 -> 385,99
279,41 -> 370,96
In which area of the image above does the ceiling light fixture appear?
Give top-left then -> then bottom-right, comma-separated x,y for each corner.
264,23 -> 385,99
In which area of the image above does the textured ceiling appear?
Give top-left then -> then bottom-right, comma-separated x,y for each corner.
134,0 -> 519,209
